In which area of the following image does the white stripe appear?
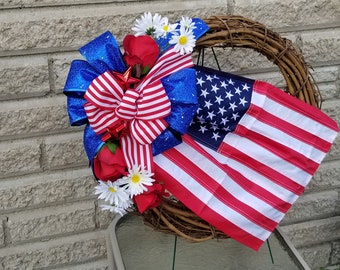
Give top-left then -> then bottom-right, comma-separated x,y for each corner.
223,133 -> 312,187
199,143 -> 299,204
86,109 -> 117,126
252,91 -> 338,142
121,136 -> 132,169
121,96 -> 137,104
116,109 -> 136,116
134,121 -> 155,143
154,148 -> 271,241
138,101 -> 171,114
85,89 -> 116,108
174,142 -> 285,222
141,83 -> 163,96
239,114 -> 326,163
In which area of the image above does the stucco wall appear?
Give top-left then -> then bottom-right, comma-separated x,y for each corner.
0,0 -> 339,269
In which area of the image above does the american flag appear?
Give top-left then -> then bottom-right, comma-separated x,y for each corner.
154,65 -> 339,250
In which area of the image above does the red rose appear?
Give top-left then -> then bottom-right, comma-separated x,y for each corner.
93,144 -> 127,182
123,35 -> 159,72
133,182 -> 167,213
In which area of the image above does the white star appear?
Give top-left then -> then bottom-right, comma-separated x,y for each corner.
206,75 -> 213,82
199,125 -> 208,133
213,74 -> 219,79
223,126 -> 231,132
211,132 -> 221,141
221,81 -> 228,89
232,112 -> 240,121
242,83 -> 250,91
204,100 -> 213,109
228,78 -> 235,85
196,115 -> 206,124
197,77 -> 205,86
229,102 -> 237,111
225,91 -> 234,100
200,88 -> 209,98
215,95 -> 223,105
207,111 -> 216,120
218,106 -> 227,116
211,84 -> 219,93
210,121 -> 219,131
196,107 -> 202,114
220,117 -> 229,125
239,97 -> 248,106
234,87 -> 242,95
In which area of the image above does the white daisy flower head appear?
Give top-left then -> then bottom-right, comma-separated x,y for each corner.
121,165 -> 154,197
179,16 -> 196,32
94,180 -> 130,206
155,17 -> 178,38
132,12 -> 166,37
169,28 -> 196,55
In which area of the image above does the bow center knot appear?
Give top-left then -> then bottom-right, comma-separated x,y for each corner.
115,89 -> 140,120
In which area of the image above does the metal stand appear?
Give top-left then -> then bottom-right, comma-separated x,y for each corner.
106,214 -> 310,270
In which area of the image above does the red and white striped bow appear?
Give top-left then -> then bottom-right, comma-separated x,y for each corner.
84,47 -> 194,171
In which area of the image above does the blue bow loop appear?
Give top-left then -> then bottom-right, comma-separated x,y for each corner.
84,124 -> 104,162
79,31 -> 126,74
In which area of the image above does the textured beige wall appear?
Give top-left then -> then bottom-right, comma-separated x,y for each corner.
0,0 -> 339,269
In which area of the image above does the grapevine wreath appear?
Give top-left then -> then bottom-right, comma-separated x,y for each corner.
63,14 -> 338,250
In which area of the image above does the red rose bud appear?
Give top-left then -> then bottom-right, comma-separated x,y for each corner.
133,182 -> 166,213
93,144 -> 127,182
123,35 -> 159,71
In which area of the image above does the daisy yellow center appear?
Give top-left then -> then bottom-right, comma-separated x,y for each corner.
179,35 -> 187,45
131,173 -> 141,183
108,187 -> 116,193
162,25 -> 169,32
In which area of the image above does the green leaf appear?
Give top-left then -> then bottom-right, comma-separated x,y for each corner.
142,65 -> 151,75
106,142 -> 118,154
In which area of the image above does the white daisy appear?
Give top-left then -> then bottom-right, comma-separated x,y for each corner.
120,165 -> 154,197
100,202 -> 133,216
179,16 -> 196,32
132,12 -> 166,37
94,180 -> 130,206
155,17 -> 178,38
169,28 -> 196,55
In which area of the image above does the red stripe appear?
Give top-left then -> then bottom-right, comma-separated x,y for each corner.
218,143 -> 305,195
132,118 -> 168,144
235,125 -> 320,174
154,162 -> 264,251
224,163 -> 292,213
162,141 -> 278,231
253,81 -> 339,132
247,104 -> 333,153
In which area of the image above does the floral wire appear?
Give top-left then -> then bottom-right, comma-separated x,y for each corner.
172,235 -> 178,270
196,48 -> 205,66
211,47 -> 221,71
266,238 -> 275,264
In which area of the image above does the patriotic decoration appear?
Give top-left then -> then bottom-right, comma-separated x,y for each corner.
153,65 -> 339,250
63,13 -> 209,215
64,12 -> 338,252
